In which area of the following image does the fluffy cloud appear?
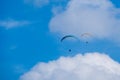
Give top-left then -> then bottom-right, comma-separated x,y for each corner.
20,52 -> 120,80
0,19 -> 30,29
49,0 -> 120,42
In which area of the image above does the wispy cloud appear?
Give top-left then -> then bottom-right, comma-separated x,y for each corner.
24,0 -> 49,8
20,52 -> 120,80
13,64 -> 27,74
0,19 -> 30,29
24,0 -> 69,8
49,0 -> 120,43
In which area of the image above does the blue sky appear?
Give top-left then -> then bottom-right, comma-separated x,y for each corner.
0,0 -> 120,80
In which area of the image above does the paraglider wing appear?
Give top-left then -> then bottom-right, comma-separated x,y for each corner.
61,35 -> 78,42
81,33 -> 91,37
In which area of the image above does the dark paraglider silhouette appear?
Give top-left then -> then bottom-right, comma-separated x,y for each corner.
61,35 -> 79,52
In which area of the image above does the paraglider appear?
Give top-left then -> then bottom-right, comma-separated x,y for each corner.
61,35 -> 79,52
81,33 -> 92,44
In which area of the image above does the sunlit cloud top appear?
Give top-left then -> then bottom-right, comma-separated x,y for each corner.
20,52 -> 120,80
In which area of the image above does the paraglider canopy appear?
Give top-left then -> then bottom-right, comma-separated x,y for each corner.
61,35 -> 78,42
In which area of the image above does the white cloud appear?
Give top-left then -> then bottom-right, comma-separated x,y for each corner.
20,52 -> 120,80
24,0 -> 49,7
0,19 -> 30,29
49,0 -> 120,42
